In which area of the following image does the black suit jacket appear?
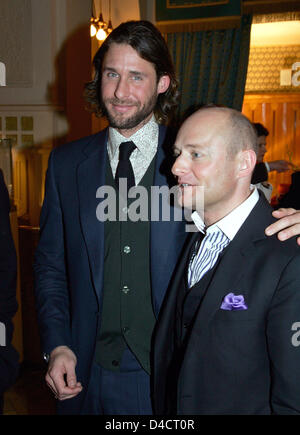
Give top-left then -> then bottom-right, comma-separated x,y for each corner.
153,194 -> 300,415
0,169 -> 19,395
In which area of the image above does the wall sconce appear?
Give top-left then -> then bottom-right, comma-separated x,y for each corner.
90,0 -> 113,42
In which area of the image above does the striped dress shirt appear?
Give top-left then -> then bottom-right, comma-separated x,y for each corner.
188,227 -> 229,288
188,187 -> 260,288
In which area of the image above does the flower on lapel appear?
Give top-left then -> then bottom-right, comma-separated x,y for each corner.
220,292 -> 248,311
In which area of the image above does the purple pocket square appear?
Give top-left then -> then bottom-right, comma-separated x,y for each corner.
220,292 -> 248,311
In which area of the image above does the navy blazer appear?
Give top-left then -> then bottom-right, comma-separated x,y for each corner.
0,169 -> 19,395
34,125 -> 188,414
153,194 -> 300,415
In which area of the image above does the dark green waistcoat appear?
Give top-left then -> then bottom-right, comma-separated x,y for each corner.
94,155 -> 156,374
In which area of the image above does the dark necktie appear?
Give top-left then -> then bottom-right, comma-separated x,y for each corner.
115,141 -> 136,193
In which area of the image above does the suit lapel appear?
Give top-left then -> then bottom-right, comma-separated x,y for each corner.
150,125 -> 187,315
191,241 -> 250,332
154,230 -> 197,359
77,129 -> 108,302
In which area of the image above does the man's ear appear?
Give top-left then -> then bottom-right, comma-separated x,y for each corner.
237,149 -> 257,179
157,75 -> 171,95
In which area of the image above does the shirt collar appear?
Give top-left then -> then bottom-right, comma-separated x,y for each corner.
191,186 -> 259,241
108,115 -> 158,159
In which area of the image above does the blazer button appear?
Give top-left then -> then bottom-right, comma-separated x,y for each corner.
112,360 -> 119,367
123,246 -> 131,254
183,322 -> 189,329
122,285 -> 130,294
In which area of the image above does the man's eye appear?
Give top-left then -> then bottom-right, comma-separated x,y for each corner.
107,72 -> 118,78
192,152 -> 202,158
173,150 -> 181,157
132,75 -> 142,81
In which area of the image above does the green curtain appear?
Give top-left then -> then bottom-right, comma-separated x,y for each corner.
167,15 -> 252,121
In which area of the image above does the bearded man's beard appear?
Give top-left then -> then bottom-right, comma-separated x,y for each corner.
101,93 -> 158,130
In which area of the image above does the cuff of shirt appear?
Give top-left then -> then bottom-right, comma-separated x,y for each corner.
265,162 -> 270,172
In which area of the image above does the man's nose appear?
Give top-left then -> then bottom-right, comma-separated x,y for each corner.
114,77 -> 130,100
172,154 -> 188,177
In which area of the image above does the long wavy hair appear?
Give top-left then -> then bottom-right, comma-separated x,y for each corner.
84,20 -> 179,124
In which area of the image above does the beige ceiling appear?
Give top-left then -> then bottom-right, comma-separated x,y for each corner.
250,21 -> 300,46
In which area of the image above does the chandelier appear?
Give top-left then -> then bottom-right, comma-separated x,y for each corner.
90,0 -> 113,42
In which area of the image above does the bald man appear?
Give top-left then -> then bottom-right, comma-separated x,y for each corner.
153,107 -> 300,415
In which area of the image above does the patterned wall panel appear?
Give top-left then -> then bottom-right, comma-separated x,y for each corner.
246,45 -> 300,93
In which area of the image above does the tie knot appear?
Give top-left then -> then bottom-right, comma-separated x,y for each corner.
119,141 -> 136,161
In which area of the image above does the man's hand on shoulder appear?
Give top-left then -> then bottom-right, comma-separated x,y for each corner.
268,160 -> 294,173
45,345 -> 83,401
265,208 -> 300,245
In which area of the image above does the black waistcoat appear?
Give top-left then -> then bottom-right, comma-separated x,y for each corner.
95,155 -> 156,374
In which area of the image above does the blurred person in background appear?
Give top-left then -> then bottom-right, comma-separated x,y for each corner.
0,169 -> 19,414
252,122 -> 292,202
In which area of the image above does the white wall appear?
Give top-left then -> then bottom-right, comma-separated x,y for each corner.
0,0 -> 91,137
0,0 -> 92,224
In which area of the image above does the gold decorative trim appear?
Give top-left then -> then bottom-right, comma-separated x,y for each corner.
253,12 -> 300,23
244,0 -> 300,5
243,0 -> 300,15
157,15 -> 241,33
166,0 -> 229,9
244,93 -> 300,101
